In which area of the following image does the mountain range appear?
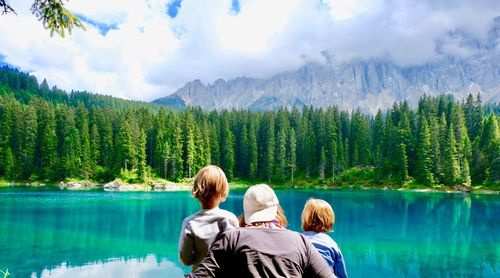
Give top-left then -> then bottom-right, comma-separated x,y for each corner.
153,51 -> 499,113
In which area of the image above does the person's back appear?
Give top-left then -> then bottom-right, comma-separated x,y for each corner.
179,207 -> 238,268
178,165 -> 238,269
187,228 -> 334,278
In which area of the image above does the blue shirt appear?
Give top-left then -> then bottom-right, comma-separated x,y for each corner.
303,231 -> 348,278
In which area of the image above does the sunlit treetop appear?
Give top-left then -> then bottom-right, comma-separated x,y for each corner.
0,0 -> 84,37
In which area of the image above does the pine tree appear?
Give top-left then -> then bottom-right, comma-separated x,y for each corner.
220,115 -> 235,180
262,114 -> 275,182
304,117 -> 315,177
443,125 -> 460,186
171,122 -> 184,181
76,103 -> 91,179
452,107 -> 472,186
98,112 -> 113,169
336,131 -> 345,174
464,94 -> 476,140
287,128 -> 297,183
324,109 -> 338,181
274,127 -> 287,181
237,122 -> 249,178
479,115 -> 500,184
319,147 -> 326,180
372,110 -> 384,170
39,105 -> 57,180
382,116 -> 396,177
9,101 -> 23,178
472,94 -> 483,140
115,120 -> 133,172
181,112 -> 196,178
461,158 -> 472,187
193,124 -> 208,174
161,139 -> 171,179
136,129 -> 147,181
416,118 -> 434,186
3,147 -> 14,179
89,124 -> 100,171
20,105 -> 37,179
209,123 -> 220,167
248,120 -> 258,179
398,143 -> 408,184
428,117 -> 442,183
358,114 -> 372,166
0,100 -> 12,177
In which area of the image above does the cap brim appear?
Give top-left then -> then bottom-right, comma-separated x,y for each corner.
245,205 -> 278,224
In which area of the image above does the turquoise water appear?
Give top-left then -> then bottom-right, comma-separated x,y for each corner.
0,188 -> 499,278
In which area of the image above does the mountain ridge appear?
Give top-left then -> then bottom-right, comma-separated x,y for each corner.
153,52 -> 499,113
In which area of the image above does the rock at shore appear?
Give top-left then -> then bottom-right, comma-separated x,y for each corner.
103,180 -> 121,192
59,181 -> 96,190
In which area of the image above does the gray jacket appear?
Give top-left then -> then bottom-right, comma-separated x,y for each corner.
178,208 -> 239,269
186,228 -> 337,278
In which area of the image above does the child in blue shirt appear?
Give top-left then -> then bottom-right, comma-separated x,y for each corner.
302,198 -> 348,278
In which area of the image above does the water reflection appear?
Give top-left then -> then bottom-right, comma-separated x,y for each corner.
36,255 -> 183,278
277,190 -> 500,278
0,189 -> 498,278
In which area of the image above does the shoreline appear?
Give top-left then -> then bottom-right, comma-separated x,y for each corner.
0,180 -> 498,195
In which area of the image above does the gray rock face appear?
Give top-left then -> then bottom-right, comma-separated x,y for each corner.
103,180 -> 121,192
153,52 -> 499,113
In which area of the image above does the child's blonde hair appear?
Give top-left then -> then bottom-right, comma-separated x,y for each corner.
192,165 -> 229,204
301,198 -> 335,233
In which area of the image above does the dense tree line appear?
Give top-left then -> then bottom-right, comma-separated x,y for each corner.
0,68 -> 498,186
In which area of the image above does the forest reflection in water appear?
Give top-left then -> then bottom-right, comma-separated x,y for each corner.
0,188 -> 498,277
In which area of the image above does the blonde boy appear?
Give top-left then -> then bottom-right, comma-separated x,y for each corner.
178,165 -> 239,270
302,198 -> 348,278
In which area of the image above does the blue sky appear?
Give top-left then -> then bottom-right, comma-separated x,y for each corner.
167,0 -> 182,18
75,14 -> 119,36
0,0 -> 497,101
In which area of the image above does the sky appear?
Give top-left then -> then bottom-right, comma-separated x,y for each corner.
0,0 -> 498,101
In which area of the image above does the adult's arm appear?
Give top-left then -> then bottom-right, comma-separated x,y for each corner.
178,219 -> 195,266
185,231 -> 232,277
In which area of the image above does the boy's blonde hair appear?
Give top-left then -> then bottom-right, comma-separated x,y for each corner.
192,165 -> 229,204
301,198 -> 335,233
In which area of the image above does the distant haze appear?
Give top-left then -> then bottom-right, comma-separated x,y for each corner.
0,0 -> 498,103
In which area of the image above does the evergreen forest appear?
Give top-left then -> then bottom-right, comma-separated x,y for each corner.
0,67 -> 499,188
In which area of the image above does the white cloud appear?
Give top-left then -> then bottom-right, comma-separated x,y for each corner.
216,0 -> 300,54
322,0 -> 380,21
0,0 -> 497,101
38,255 -> 184,277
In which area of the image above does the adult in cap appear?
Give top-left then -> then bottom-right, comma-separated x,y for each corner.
186,184 -> 336,278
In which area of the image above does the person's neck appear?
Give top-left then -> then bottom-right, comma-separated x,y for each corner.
201,201 -> 220,210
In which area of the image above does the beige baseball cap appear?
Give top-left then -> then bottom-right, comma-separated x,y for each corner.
244,184 -> 279,224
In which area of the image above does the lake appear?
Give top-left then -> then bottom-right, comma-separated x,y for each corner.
0,187 -> 498,278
